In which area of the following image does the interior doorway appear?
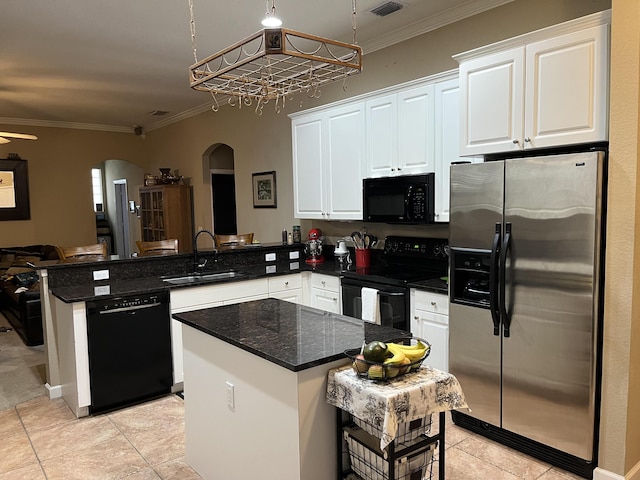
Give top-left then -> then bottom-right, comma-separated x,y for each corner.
205,144 -> 237,236
211,171 -> 237,234
113,180 -> 131,259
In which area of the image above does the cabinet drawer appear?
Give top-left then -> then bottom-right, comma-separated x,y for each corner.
268,274 -> 302,293
412,290 -> 449,316
311,273 -> 340,292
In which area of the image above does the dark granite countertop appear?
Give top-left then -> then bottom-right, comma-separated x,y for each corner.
48,263 -> 339,303
173,297 -> 410,372
408,277 -> 449,295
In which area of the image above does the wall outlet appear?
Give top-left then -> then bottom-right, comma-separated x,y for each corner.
289,251 -> 299,260
265,265 -> 277,274
226,381 -> 235,410
289,262 -> 300,270
265,253 -> 276,262
93,269 -> 109,281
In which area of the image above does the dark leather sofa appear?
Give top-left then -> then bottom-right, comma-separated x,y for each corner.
0,245 -> 59,346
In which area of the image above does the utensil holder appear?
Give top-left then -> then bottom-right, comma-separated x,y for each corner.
355,248 -> 370,268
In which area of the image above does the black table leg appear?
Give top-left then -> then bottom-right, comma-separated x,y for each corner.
439,411 -> 446,480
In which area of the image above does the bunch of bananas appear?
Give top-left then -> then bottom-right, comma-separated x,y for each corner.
352,339 -> 430,380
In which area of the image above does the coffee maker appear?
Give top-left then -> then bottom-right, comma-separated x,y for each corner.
304,228 -> 325,264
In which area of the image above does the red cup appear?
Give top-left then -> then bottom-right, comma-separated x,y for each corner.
355,248 -> 370,268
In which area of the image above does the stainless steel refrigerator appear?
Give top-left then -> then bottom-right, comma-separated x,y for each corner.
448,148 -> 606,479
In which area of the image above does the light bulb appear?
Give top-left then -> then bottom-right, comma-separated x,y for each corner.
261,0 -> 282,27
261,14 -> 282,27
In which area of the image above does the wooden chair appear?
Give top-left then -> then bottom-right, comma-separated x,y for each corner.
214,233 -> 254,247
136,239 -> 179,256
56,243 -> 108,260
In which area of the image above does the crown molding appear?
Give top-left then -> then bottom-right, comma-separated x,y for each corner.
0,117 -> 132,133
361,0 -> 515,54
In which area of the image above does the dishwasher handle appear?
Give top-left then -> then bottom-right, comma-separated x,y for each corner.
95,303 -> 164,315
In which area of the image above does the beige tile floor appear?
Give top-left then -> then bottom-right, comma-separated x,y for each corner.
0,393 -> 585,480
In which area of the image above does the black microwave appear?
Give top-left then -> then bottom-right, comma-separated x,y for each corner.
363,173 -> 435,224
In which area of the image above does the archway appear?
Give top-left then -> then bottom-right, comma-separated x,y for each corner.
203,144 -> 237,235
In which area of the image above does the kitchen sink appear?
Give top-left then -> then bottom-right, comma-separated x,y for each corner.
162,270 -> 245,285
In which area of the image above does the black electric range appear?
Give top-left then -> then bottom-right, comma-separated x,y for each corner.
341,236 -> 449,331
341,236 -> 449,287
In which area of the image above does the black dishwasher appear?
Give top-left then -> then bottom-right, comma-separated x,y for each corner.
86,291 -> 173,414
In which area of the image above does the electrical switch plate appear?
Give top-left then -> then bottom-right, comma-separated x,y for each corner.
289,262 -> 300,270
93,269 -> 109,281
265,265 -> 276,274
226,381 -> 234,410
265,253 -> 276,262
94,285 -> 111,296
289,251 -> 299,260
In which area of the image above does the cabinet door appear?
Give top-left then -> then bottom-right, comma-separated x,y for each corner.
292,114 -> 325,219
326,103 -> 365,220
311,288 -> 341,313
524,24 -> 609,149
397,84 -> 435,175
434,78 -> 463,223
412,310 -> 449,372
365,94 -> 397,177
459,47 -> 525,155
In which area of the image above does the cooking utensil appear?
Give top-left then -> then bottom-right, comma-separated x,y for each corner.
351,231 -> 363,249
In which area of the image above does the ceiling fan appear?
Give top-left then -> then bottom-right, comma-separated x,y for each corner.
0,131 -> 38,144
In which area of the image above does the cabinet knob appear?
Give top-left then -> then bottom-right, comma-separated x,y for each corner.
285,281 -> 289,286
512,139 -> 520,144
333,297 -> 337,302
431,301 -> 437,306
391,168 -> 396,171
414,316 -> 419,320
524,137 -> 531,143
321,281 -> 326,286
397,167 -> 402,171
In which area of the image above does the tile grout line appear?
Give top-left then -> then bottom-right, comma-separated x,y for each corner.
106,414 -> 159,480
15,403 -> 50,479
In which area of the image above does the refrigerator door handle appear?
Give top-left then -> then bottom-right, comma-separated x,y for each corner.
489,222 -> 501,336
500,222 -> 513,338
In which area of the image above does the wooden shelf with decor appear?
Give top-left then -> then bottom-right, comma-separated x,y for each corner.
139,184 -> 194,253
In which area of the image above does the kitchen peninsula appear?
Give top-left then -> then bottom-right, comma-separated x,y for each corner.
173,298 -> 408,480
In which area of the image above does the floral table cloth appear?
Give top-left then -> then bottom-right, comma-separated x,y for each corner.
326,364 -> 468,450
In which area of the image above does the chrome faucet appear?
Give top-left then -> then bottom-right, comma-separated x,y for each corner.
193,229 -> 217,274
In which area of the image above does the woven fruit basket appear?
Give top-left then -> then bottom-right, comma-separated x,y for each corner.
344,337 -> 431,381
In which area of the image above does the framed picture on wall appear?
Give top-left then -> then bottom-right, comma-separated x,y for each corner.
252,171 -> 277,208
0,158 -> 30,221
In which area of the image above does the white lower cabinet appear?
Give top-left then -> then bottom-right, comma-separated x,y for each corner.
410,289 -> 449,372
268,274 -> 304,304
310,273 -> 341,314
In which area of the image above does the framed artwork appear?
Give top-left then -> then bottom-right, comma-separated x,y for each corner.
0,159 -> 30,221
252,171 -> 277,208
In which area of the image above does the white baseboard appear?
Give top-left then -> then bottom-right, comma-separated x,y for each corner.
593,460 -> 640,480
45,383 -> 62,399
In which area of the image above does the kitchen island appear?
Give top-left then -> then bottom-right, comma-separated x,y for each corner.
173,297 -> 409,480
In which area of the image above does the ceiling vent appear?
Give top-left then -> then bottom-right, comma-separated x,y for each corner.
148,110 -> 169,116
370,1 -> 403,17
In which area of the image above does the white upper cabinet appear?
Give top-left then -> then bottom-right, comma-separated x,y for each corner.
291,71 -> 459,221
459,48 -> 525,155
456,11 -> 610,156
292,102 -> 365,220
366,84 -> 435,178
434,77 -> 481,223
524,25 -> 609,149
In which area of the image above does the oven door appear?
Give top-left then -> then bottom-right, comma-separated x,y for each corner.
341,277 -> 408,331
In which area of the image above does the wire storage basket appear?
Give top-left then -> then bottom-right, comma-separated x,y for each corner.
344,425 -> 436,480
353,415 -> 432,447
